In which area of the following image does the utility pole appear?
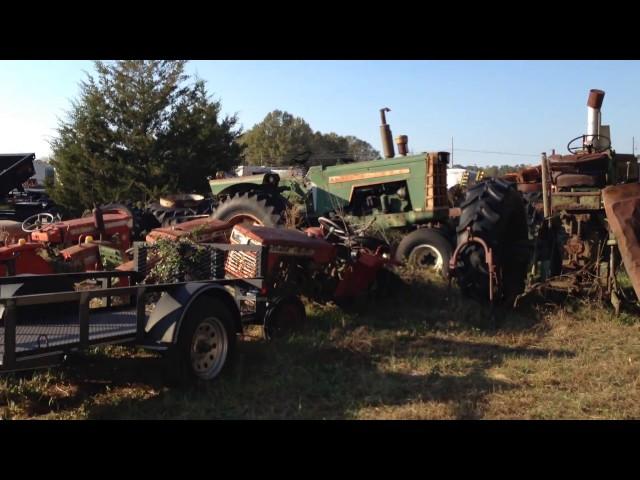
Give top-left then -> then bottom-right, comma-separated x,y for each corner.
451,137 -> 454,165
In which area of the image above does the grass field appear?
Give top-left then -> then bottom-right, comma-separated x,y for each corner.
2,269 -> 640,420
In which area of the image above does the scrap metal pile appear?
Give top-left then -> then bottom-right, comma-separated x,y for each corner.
2,88 -> 640,329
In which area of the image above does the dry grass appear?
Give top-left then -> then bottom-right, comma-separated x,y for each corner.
2,268 -> 640,419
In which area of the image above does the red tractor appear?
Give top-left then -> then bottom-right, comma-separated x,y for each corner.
136,214 -> 395,337
0,206 -> 133,277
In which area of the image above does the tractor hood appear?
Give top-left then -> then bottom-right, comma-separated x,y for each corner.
0,153 -> 37,198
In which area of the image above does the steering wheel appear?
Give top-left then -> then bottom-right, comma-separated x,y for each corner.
318,216 -> 348,238
21,213 -> 57,233
567,134 -> 611,154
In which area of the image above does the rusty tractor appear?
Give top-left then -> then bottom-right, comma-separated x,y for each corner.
0,205 -> 134,283
450,89 -> 640,313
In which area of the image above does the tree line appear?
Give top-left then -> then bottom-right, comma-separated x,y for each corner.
452,164 -> 534,177
48,60 -> 381,213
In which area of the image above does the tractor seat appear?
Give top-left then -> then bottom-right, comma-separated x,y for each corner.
548,152 -> 608,174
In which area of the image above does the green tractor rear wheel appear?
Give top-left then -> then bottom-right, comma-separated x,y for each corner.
211,192 -> 286,227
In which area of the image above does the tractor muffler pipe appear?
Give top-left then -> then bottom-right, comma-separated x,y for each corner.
586,89 -> 605,148
380,107 -> 395,158
396,135 -> 409,156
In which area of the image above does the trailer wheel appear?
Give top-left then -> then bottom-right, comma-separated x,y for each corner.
263,296 -> 306,340
178,298 -> 236,382
395,228 -> 453,277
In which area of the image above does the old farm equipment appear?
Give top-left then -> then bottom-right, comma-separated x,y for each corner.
209,108 -> 454,275
0,212 -> 395,379
0,205 -> 134,279
450,89 -> 640,311
146,216 -> 394,313
0,153 -> 58,226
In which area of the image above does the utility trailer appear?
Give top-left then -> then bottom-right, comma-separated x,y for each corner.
0,242 -> 288,382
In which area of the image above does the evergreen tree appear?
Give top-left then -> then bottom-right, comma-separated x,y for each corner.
49,60 -> 243,214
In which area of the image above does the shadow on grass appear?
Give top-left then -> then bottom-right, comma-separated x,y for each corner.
68,322 -> 573,420
349,267 -> 553,335
2,269 -> 573,419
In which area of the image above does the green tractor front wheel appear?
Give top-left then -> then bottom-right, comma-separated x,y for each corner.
395,228 -> 453,277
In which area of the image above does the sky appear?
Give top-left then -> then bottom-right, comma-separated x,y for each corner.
1,60 -> 639,167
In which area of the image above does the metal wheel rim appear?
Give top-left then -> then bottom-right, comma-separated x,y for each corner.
190,316 -> 228,380
409,244 -> 444,272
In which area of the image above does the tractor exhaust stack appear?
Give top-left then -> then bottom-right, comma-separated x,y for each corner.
396,135 -> 409,156
380,108 -> 395,158
586,89 -> 605,148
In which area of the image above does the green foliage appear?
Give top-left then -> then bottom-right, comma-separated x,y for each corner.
240,110 -> 380,166
145,237 -> 211,284
49,60 -> 243,214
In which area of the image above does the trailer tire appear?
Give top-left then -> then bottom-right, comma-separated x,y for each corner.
211,192 -> 284,227
454,178 -> 529,303
395,228 -> 453,277
177,297 -> 236,382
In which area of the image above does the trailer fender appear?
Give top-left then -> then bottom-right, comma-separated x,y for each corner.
143,282 -> 241,345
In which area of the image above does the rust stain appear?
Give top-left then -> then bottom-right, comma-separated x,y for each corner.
328,169 -> 410,184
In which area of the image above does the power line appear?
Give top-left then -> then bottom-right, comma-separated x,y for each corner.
455,148 -> 540,158
425,147 -> 540,158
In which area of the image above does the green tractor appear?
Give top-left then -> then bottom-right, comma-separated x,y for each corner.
209,109 -> 455,275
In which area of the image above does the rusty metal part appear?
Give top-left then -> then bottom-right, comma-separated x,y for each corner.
395,135 -> 408,156
379,107 -> 395,158
519,166 -> 542,183
548,152 -> 608,173
555,172 -> 606,188
541,153 -> 551,219
449,229 -> 497,302
517,182 -> 542,193
564,235 -> 585,256
587,89 -> 605,109
602,183 -> 640,301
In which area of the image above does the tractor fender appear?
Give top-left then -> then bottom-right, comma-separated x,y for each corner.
603,183 -> 640,301
143,282 -> 242,346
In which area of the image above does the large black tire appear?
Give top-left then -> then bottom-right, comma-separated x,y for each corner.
211,192 -> 285,227
263,295 -> 306,340
521,191 -> 544,239
176,297 -> 236,383
395,228 -> 453,277
454,178 -> 530,303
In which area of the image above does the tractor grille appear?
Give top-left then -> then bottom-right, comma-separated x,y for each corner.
225,249 -> 259,279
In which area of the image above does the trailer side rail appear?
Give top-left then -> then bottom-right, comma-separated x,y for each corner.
0,242 -> 266,372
